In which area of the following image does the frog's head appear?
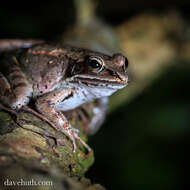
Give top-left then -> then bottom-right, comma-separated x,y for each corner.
68,52 -> 129,92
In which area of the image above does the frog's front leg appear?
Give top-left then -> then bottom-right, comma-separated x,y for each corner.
35,89 -> 91,153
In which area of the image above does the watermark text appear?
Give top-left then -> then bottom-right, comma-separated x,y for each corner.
3,178 -> 53,186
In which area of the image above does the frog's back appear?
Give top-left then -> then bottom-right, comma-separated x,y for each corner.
0,39 -> 43,76
18,44 -> 68,96
0,49 -> 23,77
0,44 -> 68,97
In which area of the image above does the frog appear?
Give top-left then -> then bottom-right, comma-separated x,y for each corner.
0,40 -> 129,152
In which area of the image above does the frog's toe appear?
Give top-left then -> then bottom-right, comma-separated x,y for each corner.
73,132 -> 92,153
71,126 -> 80,134
62,125 -> 91,153
72,140 -> 77,153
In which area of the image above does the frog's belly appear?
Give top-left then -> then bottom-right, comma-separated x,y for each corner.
55,85 -> 116,111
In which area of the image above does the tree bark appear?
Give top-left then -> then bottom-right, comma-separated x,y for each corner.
0,109 -> 104,190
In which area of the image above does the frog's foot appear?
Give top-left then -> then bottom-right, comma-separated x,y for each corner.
64,125 -> 92,153
0,103 -> 18,116
21,106 -> 91,153
69,125 -> 80,134
74,133 -> 92,153
21,106 -> 58,131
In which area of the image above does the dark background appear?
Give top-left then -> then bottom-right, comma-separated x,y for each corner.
0,1 -> 190,190
0,0 -> 189,39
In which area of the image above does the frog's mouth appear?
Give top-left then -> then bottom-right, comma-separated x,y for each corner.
69,75 -> 128,90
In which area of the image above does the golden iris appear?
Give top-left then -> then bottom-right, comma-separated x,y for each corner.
88,57 -> 103,73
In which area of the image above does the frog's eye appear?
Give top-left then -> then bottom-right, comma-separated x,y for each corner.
88,56 -> 104,73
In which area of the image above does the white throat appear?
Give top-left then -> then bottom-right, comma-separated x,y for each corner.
56,83 -> 117,111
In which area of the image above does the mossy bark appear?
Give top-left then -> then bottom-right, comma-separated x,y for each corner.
0,110 -> 104,190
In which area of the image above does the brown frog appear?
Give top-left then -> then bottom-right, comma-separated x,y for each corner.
0,40 -> 129,152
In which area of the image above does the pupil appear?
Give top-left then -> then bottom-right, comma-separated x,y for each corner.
90,60 -> 100,68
